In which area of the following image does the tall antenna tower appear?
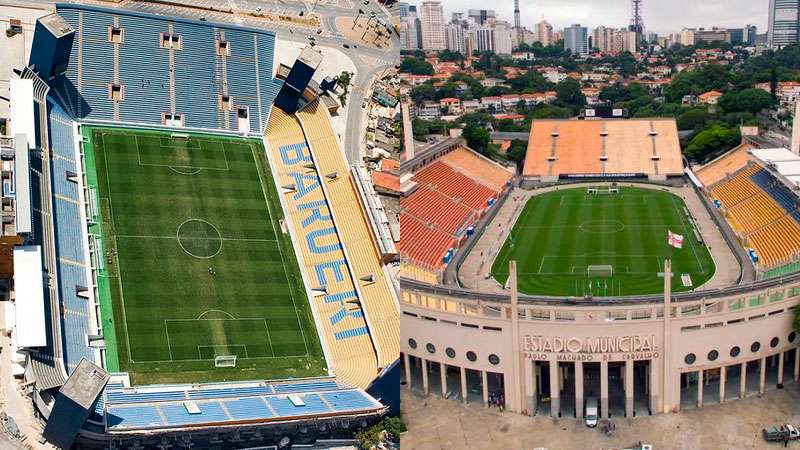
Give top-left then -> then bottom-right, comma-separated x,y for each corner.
630,0 -> 644,51
514,0 -> 522,47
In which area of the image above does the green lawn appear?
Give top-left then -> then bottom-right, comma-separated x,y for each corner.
491,186 -> 715,297
84,126 -> 325,385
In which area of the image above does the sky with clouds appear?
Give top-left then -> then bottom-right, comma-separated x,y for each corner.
430,0 -> 767,36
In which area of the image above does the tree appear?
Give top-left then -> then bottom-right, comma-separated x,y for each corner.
507,139 -> 527,164
462,124 -> 491,154
438,49 -> 464,62
555,78 -> 586,108
382,416 -> 407,442
676,108 -> 710,131
684,124 -> 741,162
356,425 -> 382,450
719,88 -> 774,114
336,71 -> 353,106
400,57 -> 434,75
410,84 -> 436,106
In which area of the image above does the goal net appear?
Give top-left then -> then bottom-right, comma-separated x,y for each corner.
214,355 -> 237,368
587,186 -> 619,195
587,265 -> 613,278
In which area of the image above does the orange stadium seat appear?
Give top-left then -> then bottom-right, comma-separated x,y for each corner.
438,147 -> 514,192
401,186 -> 475,236
414,161 -> 496,211
694,144 -> 750,187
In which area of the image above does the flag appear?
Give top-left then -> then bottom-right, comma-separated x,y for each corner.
668,230 -> 684,249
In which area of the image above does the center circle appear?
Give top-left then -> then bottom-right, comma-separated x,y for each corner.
579,220 -> 625,234
177,219 -> 222,259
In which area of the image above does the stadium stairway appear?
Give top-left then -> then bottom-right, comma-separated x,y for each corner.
53,4 -> 282,133
265,107 -> 379,389
296,102 -> 400,373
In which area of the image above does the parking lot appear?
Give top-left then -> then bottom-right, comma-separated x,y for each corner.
400,382 -> 800,449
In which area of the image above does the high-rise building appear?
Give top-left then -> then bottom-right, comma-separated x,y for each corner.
679,28 -> 695,46
592,26 -> 615,53
564,24 -> 589,57
493,20 -> 514,55
769,0 -> 800,49
474,25 -> 495,53
445,22 -> 466,54
401,4 -> 421,50
535,20 -> 554,46
467,9 -> 496,25
694,27 -> 732,44
420,1 -> 446,50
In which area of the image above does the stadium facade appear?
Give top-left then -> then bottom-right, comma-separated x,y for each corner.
13,3 -> 399,448
400,118 -> 800,420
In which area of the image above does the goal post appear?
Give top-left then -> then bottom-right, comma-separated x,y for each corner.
214,355 -> 237,368
587,265 -> 613,278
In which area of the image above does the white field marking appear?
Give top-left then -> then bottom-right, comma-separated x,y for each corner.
169,166 -> 202,175
163,318 -> 272,362
113,237 -> 135,364
128,354 -> 310,364
670,196 -> 704,274
115,234 -> 277,243
134,134 -> 230,171
197,344 -> 249,359
175,218 -> 223,259
164,321 -> 174,361
538,257 -> 546,274
249,144 -> 309,355
197,309 -> 236,320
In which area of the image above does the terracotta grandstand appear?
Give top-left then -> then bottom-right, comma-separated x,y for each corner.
694,143 -> 751,187
399,146 -> 514,280
522,118 -> 684,181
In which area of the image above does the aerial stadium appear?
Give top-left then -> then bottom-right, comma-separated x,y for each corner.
399,110 -> 800,421
8,3 -> 398,448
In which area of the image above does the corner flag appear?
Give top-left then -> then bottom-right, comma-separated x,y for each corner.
668,230 -> 684,249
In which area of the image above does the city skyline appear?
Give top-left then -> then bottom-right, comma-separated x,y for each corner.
424,0 -> 767,36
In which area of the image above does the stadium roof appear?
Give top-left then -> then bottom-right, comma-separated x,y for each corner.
749,147 -> 800,188
13,246 -> 46,348
14,135 -> 31,235
38,12 -> 73,38
523,118 -> 684,178
9,78 -> 35,148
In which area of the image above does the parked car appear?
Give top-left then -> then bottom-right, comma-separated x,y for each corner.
584,397 -> 598,428
763,425 -> 795,442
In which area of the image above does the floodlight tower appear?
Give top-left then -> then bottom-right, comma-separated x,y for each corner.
630,0 -> 644,51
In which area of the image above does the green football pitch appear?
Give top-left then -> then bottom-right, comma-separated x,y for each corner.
491,186 -> 716,297
83,126 -> 325,385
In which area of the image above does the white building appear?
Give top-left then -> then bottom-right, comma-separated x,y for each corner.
445,22 -> 465,54
420,1 -> 446,51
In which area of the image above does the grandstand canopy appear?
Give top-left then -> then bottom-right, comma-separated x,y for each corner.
13,246 -> 46,348
750,148 -> 800,188
523,118 -> 684,179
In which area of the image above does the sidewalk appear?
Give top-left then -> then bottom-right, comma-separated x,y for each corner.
400,382 -> 800,450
